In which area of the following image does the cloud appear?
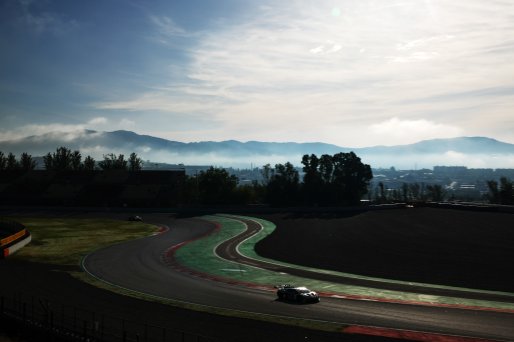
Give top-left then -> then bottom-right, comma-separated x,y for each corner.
0,123 -> 87,141
85,116 -> 135,130
120,118 -> 136,129
0,117 -> 137,142
16,0 -> 78,35
95,92 -> 221,113
147,15 -> 188,46
369,117 -> 463,146
150,15 -> 186,37
94,0 -> 514,147
309,41 -> 343,55
396,35 -> 455,51
0,117 -> 127,141
88,117 -> 108,125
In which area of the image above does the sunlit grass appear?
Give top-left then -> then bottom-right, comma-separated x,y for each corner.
4,217 -> 157,266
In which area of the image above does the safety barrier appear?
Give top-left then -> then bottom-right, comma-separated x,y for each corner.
0,220 -> 31,258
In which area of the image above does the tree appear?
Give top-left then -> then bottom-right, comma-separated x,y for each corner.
489,177 -> 514,205
19,152 -> 36,171
53,147 -> 73,170
487,180 -> 500,204
128,152 -> 143,171
499,177 -> 513,205
409,183 -> 421,201
232,183 -> 261,205
401,183 -> 409,202
267,162 -> 299,206
331,152 -> 373,205
83,156 -> 96,171
43,152 -> 53,170
260,164 -> 273,185
6,153 -> 19,170
99,154 -> 128,170
426,184 -> 445,202
44,147 -> 74,171
300,152 -> 372,206
319,154 -> 334,184
0,152 -> 6,170
378,182 -> 386,202
303,152 -> 372,206
301,154 -> 322,204
71,150 -> 82,170
197,167 -> 238,204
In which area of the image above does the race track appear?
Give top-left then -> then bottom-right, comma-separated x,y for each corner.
82,214 -> 514,341
216,216 -> 514,303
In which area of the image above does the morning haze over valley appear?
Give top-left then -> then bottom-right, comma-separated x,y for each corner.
2,129 -> 514,170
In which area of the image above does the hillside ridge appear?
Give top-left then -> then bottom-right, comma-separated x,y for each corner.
1,130 -> 514,168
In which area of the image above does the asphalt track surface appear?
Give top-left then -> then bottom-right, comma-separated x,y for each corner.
83,213 -> 514,342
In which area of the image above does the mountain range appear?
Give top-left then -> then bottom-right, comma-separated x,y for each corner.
1,130 -> 514,169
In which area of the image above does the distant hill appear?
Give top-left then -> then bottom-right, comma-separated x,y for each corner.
355,137 -> 514,169
1,130 -> 514,169
359,137 -> 514,155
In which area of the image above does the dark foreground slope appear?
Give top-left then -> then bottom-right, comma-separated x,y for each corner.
256,207 -> 514,293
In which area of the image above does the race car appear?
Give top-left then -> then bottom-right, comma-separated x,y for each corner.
128,215 -> 143,222
275,285 -> 320,303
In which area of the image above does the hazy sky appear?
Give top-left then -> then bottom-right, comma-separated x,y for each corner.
1,0 -> 514,147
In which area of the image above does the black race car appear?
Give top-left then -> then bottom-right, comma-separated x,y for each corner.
275,285 -> 320,303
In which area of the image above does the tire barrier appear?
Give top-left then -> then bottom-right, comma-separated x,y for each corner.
0,219 -> 31,258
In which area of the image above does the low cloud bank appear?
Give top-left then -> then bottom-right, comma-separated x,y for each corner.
2,129 -> 514,170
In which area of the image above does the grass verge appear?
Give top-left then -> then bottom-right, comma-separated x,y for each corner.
4,217 -> 157,266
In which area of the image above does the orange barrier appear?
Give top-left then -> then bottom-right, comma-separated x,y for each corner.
1,232 -> 31,258
0,229 -> 27,247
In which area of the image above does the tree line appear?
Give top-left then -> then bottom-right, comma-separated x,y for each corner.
487,178 -> 514,205
372,179 -> 514,205
373,182 -> 445,203
185,152 -> 373,206
0,151 -> 37,171
0,147 -> 143,171
1,147 -> 513,206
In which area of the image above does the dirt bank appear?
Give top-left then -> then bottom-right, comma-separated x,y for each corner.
256,207 -> 514,293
